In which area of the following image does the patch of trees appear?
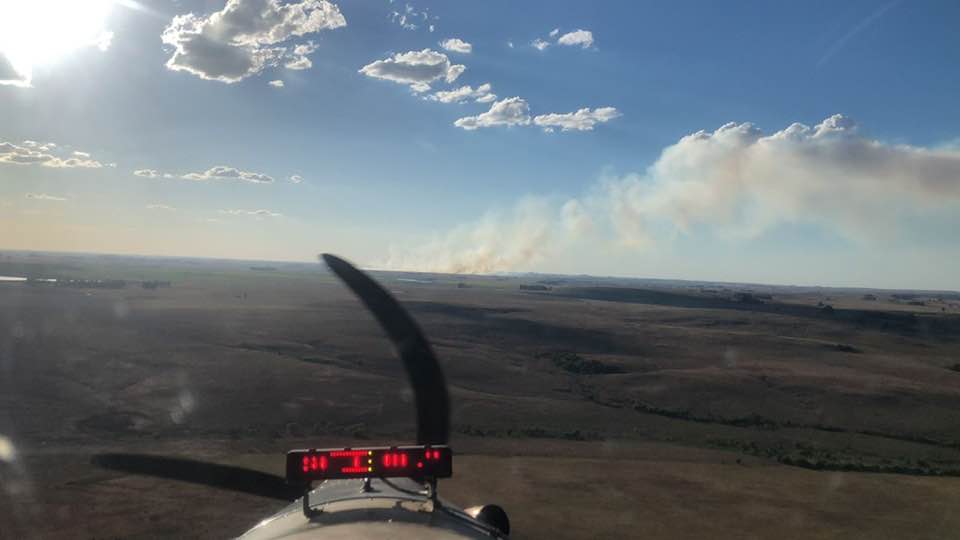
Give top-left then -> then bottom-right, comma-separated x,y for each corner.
627,399 -> 960,451
826,343 -> 861,353
277,421 -> 371,439
630,402 -> 780,430
733,292 -> 764,304
778,455 -> 960,477
57,279 -> 126,289
455,424 -> 603,441
710,438 -> 960,477
564,286 -> 953,336
539,351 -> 625,374
519,284 -> 551,291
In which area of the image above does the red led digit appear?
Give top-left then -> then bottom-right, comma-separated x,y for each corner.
302,456 -> 309,473
401,453 -> 408,467
382,454 -> 389,467
417,461 -> 423,469
320,455 -> 328,471
311,455 -> 319,471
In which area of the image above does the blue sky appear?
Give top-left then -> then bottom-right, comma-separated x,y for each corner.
1,0 -> 959,289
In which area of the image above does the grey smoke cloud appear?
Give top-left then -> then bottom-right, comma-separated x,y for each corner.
386,114 -> 960,273
603,114 -> 960,245
384,198 -> 553,274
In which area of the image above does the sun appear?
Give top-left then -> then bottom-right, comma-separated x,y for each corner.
0,0 -> 115,86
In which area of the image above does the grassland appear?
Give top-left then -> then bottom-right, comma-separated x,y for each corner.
1,250 -> 959,539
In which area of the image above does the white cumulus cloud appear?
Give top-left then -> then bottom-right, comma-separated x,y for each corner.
183,165 -> 275,183
0,141 -> 104,168
557,29 -> 594,48
440,38 -> 472,54
134,169 -> 161,178
219,208 -> 283,217
161,0 -> 346,83
531,28 -> 595,52
25,193 -> 67,201
454,97 -> 531,130
284,41 -> 318,70
445,64 -> 465,83
359,48 -> 464,90
389,2 -> 436,32
534,107 -> 621,132
137,166 -> 274,183
268,79 -> 284,87
430,83 -> 495,104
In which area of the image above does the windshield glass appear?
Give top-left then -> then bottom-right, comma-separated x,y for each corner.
2,1 -> 960,538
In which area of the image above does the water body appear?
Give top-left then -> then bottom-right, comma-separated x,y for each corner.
0,276 -> 57,283
396,278 -> 434,284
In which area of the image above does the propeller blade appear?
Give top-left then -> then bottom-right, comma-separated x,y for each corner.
91,453 -> 301,500
322,253 -> 450,445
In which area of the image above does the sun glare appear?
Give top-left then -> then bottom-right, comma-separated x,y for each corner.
0,0 -> 114,85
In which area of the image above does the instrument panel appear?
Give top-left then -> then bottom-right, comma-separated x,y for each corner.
287,445 -> 452,484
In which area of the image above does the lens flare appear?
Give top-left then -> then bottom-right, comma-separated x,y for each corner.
0,0 -> 114,86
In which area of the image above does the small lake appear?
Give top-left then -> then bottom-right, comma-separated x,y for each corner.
396,278 -> 434,284
0,276 -> 58,283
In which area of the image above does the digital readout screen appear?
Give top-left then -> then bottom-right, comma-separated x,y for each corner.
286,445 -> 452,484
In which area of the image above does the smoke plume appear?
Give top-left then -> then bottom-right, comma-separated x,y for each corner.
385,115 -> 960,273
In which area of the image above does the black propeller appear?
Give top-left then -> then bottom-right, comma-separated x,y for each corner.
91,254 -> 451,497
321,253 -> 449,445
